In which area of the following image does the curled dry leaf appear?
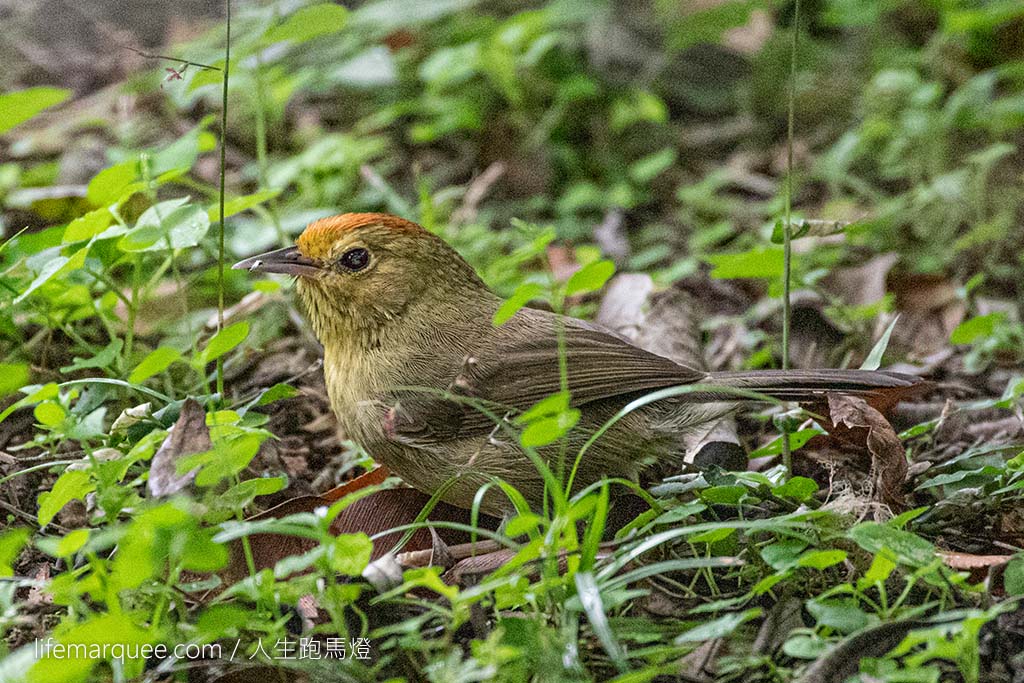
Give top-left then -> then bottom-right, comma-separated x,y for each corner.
826,393 -> 908,510
147,398 -> 209,498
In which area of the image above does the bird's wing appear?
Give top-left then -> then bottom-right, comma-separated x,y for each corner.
387,311 -> 704,444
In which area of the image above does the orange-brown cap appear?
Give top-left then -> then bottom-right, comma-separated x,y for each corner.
297,213 -> 424,260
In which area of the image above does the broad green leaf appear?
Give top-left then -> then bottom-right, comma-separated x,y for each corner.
565,260 -> 615,296
119,198 -> 210,252
1005,556 -> 1024,596
86,159 -> 138,207
806,599 -> 870,633
208,189 -> 281,221
38,470 -> 95,526
0,383 -> 59,425
848,522 -> 935,568
254,383 -> 298,406
517,391 -> 571,424
56,529 -> 90,557
0,528 -> 31,576
950,312 -> 1005,345
520,409 -> 580,448
861,315 -> 900,370
14,246 -> 88,303
707,247 -> 785,279
129,347 -> 181,384
330,533 -> 373,575
60,339 -> 123,373
264,3 -> 349,44
196,321 -> 250,366
797,549 -> 847,570
0,363 -> 30,398
63,208 -> 113,243
34,401 -> 66,427
219,477 -> 287,509
0,87 -> 71,134
773,476 -> 818,502
761,539 -> 808,571
749,428 -> 824,457
699,485 -> 746,505
494,282 -> 544,326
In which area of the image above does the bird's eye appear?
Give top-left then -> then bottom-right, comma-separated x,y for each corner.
339,247 -> 370,272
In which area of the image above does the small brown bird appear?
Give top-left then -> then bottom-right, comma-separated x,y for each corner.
235,213 -> 916,515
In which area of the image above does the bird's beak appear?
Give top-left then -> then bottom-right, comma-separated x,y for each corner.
232,246 -> 322,277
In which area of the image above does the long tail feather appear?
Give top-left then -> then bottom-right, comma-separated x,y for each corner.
706,369 -> 921,402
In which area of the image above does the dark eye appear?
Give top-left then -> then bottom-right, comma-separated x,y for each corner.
339,247 -> 370,271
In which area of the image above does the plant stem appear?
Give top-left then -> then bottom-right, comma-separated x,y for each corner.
215,0 -> 232,404
781,0 -> 801,481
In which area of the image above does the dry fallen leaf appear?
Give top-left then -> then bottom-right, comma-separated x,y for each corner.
826,394 -> 908,510
148,398 -> 209,498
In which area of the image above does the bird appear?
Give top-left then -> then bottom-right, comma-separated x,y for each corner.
234,213 -> 918,516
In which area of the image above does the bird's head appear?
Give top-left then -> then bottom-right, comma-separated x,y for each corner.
233,213 -> 491,344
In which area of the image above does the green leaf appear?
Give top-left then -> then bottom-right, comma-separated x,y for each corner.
208,189 -> 281,221
86,159 -> 138,207
565,260 -> 615,296
848,522 -> 935,568
129,347 -> 181,384
1004,556 -> 1024,596
773,476 -> 818,501
14,246 -> 88,303
628,148 -> 677,184
493,282 -> 544,326
56,529 -> 90,557
516,391 -> 571,424
60,339 -> 123,373
0,363 -> 30,398
520,409 -> 580,448
0,528 -> 31,576
119,198 -> 210,252
806,599 -> 870,633
264,3 -> 349,44
797,549 -> 847,570
761,539 -> 808,571
0,383 -> 59,425
690,527 -> 735,544
34,401 -> 66,427
38,470 -> 95,526
63,208 -> 114,243
196,321 -> 250,366
254,383 -> 298,406
575,571 -> 628,671
750,429 -> 823,457
861,315 -> 900,370
0,87 -> 71,134
950,312 -> 1006,345
674,608 -> 761,643
330,533 -> 373,575
707,247 -> 785,279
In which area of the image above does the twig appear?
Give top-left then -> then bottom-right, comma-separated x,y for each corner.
117,44 -> 221,71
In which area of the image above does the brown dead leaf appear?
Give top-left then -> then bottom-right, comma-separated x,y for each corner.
826,394 -> 908,510
147,398 -> 209,498
822,253 -> 898,307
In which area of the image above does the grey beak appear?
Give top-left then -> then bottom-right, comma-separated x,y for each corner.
232,245 -> 322,277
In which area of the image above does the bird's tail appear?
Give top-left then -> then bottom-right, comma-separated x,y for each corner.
705,369 -> 921,403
